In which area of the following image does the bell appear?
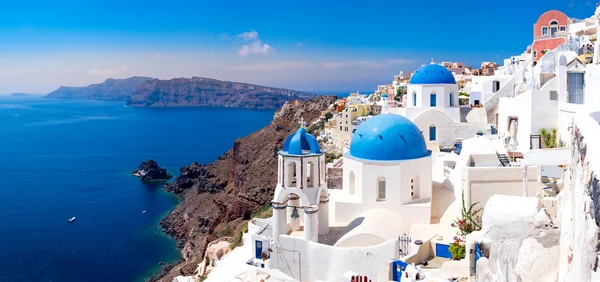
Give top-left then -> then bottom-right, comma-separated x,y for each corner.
291,207 -> 299,219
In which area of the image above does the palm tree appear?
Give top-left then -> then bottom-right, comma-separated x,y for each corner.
539,128 -> 561,148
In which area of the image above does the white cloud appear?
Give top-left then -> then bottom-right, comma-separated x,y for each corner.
237,30 -> 259,41
223,61 -> 317,71
89,68 -> 116,75
236,30 -> 272,56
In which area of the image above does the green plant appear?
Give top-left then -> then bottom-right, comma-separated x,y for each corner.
252,204 -> 273,219
449,238 -> 466,260
324,112 -> 333,121
459,91 -> 469,97
217,224 -> 234,237
451,190 -> 482,237
230,223 -> 249,249
325,152 -> 342,163
539,127 -> 563,148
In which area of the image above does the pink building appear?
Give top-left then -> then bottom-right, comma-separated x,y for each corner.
532,10 -> 569,62
441,62 -> 467,74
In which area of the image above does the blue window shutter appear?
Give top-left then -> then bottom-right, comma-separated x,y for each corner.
430,94 -> 436,107
429,126 -> 436,141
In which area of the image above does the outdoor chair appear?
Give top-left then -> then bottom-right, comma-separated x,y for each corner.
496,151 -> 511,167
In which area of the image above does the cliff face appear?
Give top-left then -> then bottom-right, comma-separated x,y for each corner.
154,96 -> 335,281
46,77 -> 152,100
126,77 -> 318,109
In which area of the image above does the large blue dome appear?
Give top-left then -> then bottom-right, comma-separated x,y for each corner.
348,114 -> 430,161
409,64 -> 456,85
281,127 -> 322,156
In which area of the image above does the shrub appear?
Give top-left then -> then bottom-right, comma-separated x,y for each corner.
230,223 -> 249,249
217,224 -> 234,237
324,112 -> 333,121
451,190 -> 482,237
325,152 -> 342,163
252,204 -> 273,219
449,238 -> 466,260
539,128 -> 563,148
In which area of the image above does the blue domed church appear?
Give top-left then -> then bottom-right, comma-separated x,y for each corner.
393,62 -> 489,148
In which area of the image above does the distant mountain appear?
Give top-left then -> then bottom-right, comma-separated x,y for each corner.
46,77 -> 152,100
126,77 -> 318,109
10,93 -> 31,97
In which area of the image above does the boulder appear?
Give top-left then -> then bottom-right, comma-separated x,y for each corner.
132,159 -> 173,182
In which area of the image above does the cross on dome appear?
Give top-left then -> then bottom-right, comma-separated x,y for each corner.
299,117 -> 307,128
430,58 -> 435,64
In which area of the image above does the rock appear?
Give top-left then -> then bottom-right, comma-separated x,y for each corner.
133,159 -> 173,182
534,208 -> 553,228
126,77 -> 319,109
151,96 -> 336,282
46,77 -> 151,100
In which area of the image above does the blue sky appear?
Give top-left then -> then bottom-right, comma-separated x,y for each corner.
0,0 -> 596,93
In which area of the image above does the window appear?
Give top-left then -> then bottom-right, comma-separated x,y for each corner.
412,92 -> 417,106
429,125 -> 436,141
349,171 -> 355,195
560,26 -> 566,32
411,177 -> 420,200
549,20 -> 558,37
567,72 -> 584,104
307,161 -> 315,188
377,177 -> 386,201
430,93 -> 436,107
449,93 -> 454,106
339,126 -> 342,131
287,162 -> 297,187
542,26 -> 549,36
492,81 -> 500,93
533,51 -> 537,58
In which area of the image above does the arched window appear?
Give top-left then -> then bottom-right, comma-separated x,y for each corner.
549,20 -> 559,37
377,176 -> 386,201
411,176 -> 420,200
349,171 -> 356,195
287,161 -> 297,187
412,92 -> 417,106
307,161 -> 315,188
430,92 -> 437,107
429,125 -> 437,141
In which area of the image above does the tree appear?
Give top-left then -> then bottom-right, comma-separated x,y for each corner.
324,112 -> 333,121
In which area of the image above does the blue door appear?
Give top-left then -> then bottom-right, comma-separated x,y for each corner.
255,240 -> 262,259
567,72 -> 584,104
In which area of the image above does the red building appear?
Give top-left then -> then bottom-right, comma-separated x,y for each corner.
532,10 -> 569,62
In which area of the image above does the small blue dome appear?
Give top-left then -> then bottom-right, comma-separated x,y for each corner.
348,114 -> 430,161
281,127 -> 322,156
381,94 -> 389,98
409,64 -> 456,85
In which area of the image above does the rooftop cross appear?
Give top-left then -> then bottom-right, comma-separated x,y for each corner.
431,58 -> 435,64
299,117 -> 307,128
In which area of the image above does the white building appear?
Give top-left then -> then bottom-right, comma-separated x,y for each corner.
391,63 -> 489,148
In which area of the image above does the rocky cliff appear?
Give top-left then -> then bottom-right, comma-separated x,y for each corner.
126,77 -> 318,109
152,96 -> 336,281
133,159 -> 173,182
46,76 -> 152,100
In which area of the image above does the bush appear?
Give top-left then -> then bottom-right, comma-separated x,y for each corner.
451,190 -> 482,237
449,238 -> 466,260
230,223 -> 249,249
217,224 -> 234,237
325,152 -> 342,163
252,204 -> 273,219
324,112 -> 333,121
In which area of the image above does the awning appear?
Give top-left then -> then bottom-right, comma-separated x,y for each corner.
518,148 -> 570,166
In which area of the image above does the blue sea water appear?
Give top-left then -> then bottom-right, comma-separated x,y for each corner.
0,96 -> 275,282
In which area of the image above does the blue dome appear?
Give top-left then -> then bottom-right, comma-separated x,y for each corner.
409,64 -> 456,85
381,94 -> 389,98
348,114 -> 430,161
281,127 -> 322,156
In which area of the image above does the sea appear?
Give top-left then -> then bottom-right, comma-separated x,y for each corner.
0,96 -> 275,282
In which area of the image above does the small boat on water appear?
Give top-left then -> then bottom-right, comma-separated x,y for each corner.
142,210 -> 147,214
68,217 -> 76,223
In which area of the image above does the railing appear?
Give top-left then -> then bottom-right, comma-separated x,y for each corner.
535,34 -> 567,40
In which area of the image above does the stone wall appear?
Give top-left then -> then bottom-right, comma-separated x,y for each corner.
327,167 -> 343,189
556,115 -> 600,282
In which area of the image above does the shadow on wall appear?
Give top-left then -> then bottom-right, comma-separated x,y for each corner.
431,181 -> 456,223
589,111 -> 600,123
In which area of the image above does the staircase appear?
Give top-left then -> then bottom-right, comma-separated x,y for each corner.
483,57 -> 531,124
